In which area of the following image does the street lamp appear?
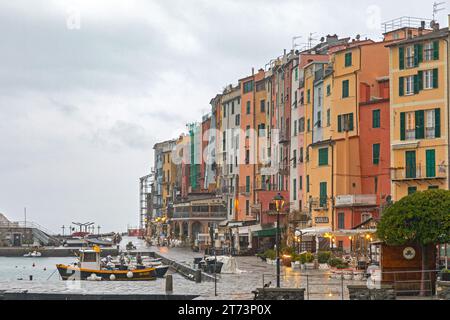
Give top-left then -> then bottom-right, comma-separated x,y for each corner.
273,193 -> 285,288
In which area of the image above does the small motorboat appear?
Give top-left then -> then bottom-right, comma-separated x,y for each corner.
56,246 -> 157,281
24,251 -> 42,257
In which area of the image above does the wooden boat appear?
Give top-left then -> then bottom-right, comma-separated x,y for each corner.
56,247 -> 156,281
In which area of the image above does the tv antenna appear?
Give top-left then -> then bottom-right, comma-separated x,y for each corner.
308,32 -> 317,50
292,35 -> 302,50
433,2 -> 445,21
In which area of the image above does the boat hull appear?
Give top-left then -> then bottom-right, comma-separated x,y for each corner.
56,264 -> 157,281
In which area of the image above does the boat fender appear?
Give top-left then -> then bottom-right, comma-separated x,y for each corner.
127,271 -> 133,278
110,274 -> 116,281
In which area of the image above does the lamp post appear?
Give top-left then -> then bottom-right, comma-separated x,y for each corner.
273,193 -> 285,288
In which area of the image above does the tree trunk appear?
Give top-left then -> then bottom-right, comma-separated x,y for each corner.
420,244 -> 429,296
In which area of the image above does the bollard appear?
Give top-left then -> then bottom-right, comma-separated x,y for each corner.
165,274 -> 173,293
29,275 -> 33,281
195,270 -> 201,283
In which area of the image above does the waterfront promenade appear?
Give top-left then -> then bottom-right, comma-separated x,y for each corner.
0,237 -> 366,300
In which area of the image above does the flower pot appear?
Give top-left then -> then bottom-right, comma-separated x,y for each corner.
319,263 -> 329,270
305,263 -> 315,270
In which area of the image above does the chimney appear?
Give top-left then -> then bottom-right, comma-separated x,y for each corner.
284,49 -> 287,56
252,67 -> 255,76
448,14 -> 450,28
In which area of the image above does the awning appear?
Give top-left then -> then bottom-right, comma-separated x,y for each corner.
253,227 -> 285,238
299,226 -> 332,236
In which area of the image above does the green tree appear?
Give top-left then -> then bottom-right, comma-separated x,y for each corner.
377,190 -> 450,295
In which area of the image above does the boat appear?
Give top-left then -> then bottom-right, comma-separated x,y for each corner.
24,251 -> 42,257
56,246 -> 157,281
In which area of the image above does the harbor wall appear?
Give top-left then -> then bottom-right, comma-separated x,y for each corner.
0,247 -> 119,257
0,290 -> 198,300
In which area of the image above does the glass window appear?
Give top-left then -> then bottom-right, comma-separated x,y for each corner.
423,70 -> 433,89
405,76 -> 414,95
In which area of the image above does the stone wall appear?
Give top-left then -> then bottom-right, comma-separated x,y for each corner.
436,281 -> 450,300
253,288 -> 305,300
347,285 -> 396,300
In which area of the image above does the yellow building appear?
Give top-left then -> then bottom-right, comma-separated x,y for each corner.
161,146 -> 177,217
388,27 -> 449,200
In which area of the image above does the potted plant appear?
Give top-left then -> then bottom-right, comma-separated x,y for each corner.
264,249 -> 276,265
335,263 -> 349,279
303,252 -> 315,270
318,251 -> 331,270
441,269 -> 450,281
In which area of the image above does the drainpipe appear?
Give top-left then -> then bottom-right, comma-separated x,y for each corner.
445,38 -> 450,190
331,141 -> 335,232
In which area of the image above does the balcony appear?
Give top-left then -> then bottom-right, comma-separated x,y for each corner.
391,165 -> 447,181
335,194 -> 377,207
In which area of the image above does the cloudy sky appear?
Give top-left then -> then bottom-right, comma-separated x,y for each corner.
0,0 -> 445,233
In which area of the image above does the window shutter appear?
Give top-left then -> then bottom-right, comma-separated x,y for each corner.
433,68 -> 438,88
415,110 -> 424,139
413,74 -> 420,94
349,113 -> 354,131
400,112 -> 406,140
373,144 -> 380,165
399,76 -> 404,96
417,70 -> 423,91
337,115 -> 342,132
433,41 -> 439,60
399,47 -> 405,70
435,108 -> 441,138
417,43 -> 423,63
426,149 -> 436,178
413,44 -> 419,67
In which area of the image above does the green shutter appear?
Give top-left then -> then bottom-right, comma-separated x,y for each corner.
413,44 -> 419,67
373,144 -> 380,165
399,47 -> 405,70
349,113 -> 354,131
337,115 -> 342,132
246,176 -> 250,193
415,110 -> 424,139
433,41 -> 439,60
319,148 -> 329,166
433,68 -> 438,88
306,175 -> 310,192
319,182 -> 327,207
435,108 -> 441,138
342,80 -> 349,98
345,52 -> 352,67
418,70 -> 423,91
426,149 -> 436,178
417,43 -> 423,63
400,112 -> 406,140
399,76 -> 404,96
372,109 -> 380,128
405,151 -> 416,178
413,74 -> 419,94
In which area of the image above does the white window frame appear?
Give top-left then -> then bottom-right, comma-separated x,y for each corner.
406,111 -> 415,140
423,70 -> 433,90
425,109 -> 436,139
424,42 -> 433,61
405,76 -> 414,95
406,46 -> 414,68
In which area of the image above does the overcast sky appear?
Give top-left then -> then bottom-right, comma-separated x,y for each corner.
0,0 -> 446,233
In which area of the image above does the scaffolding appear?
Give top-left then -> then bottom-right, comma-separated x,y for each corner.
139,173 -> 153,231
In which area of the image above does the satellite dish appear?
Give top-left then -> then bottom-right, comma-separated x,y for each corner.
356,34 -> 361,40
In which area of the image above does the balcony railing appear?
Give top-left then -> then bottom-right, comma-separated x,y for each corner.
392,165 -> 447,181
335,194 -> 377,207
